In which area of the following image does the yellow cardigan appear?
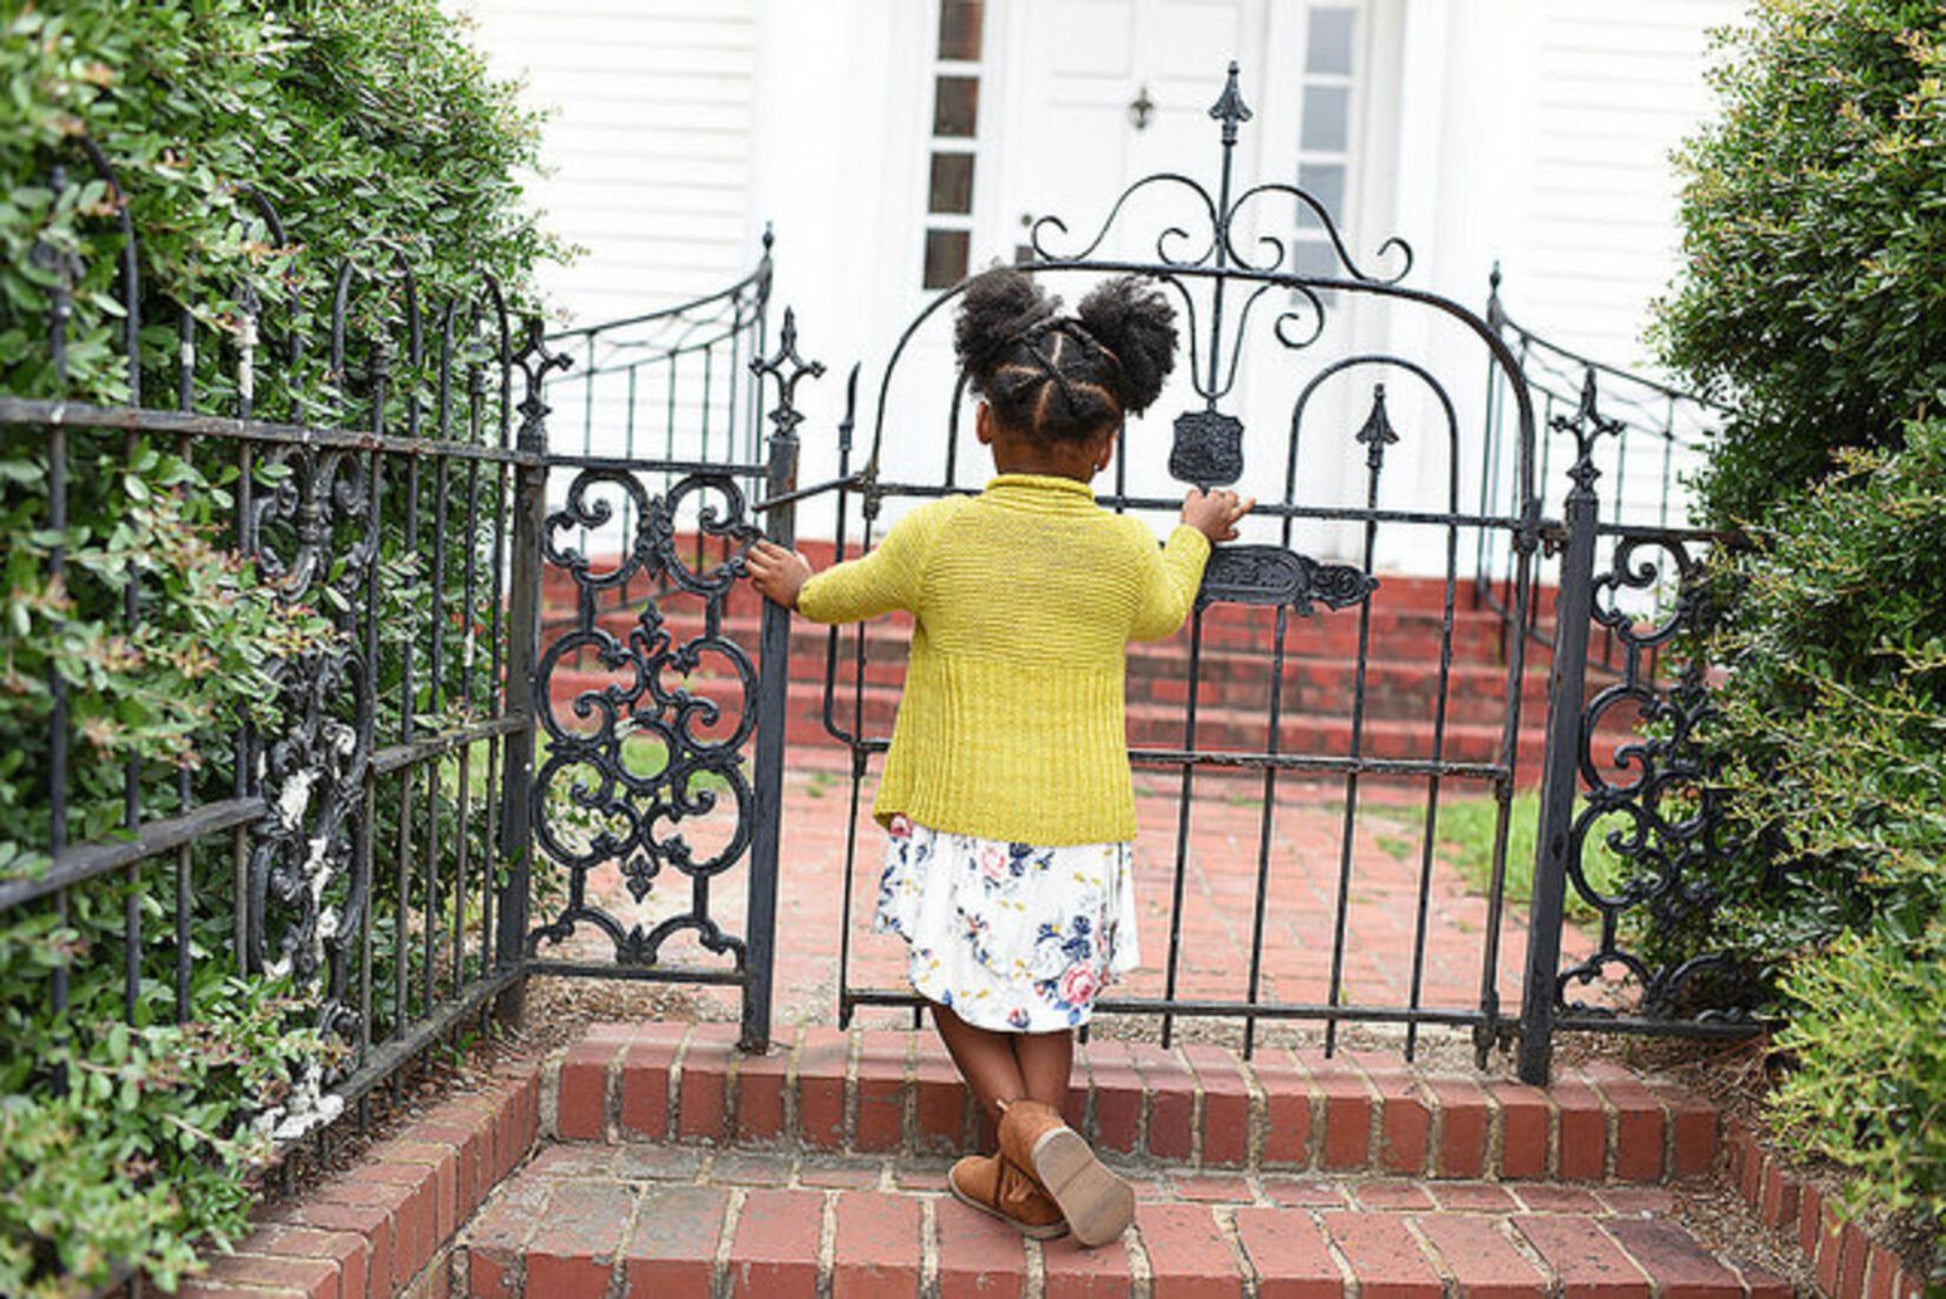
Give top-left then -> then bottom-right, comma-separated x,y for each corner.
796,473 -> 1211,845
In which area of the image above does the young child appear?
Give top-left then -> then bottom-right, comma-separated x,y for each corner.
745,266 -> 1251,1245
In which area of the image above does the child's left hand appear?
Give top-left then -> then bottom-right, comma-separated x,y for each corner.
745,540 -> 813,610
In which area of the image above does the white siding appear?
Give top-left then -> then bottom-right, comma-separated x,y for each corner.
1516,0 -> 1743,371
453,0 -> 760,327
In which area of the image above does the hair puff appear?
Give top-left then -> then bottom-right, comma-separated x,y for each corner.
1075,276 -> 1177,415
954,265 -> 1061,383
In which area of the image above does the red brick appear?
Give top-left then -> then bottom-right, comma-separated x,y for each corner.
622,1184 -> 731,1296
376,1143 -> 460,1243
1739,1263 -> 1796,1299
1415,1213 -> 1548,1299
1319,1211 -> 1441,1299
244,1225 -> 370,1299
1605,1217 -> 1743,1299
1260,1179 -> 1350,1210
1085,1038 -> 1144,1154
1170,1173 -> 1253,1203
1580,1064 -> 1665,1183
1798,1182 -> 1823,1261
1758,1158 -> 1800,1231
934,1196 -> 1026,1299
319,1178 -> 420,1292
796,1027 -> 852,1149
405,1119 -> 486,1221
1817,1200 -> 1847,1298
853,1031 -> 909,1153
202,1252 -> 341,1299
832,1190 -> 922,1297
679,1023 -> 742,1142
1512,1215 -> 1652,1299
1183,1043 -> 1252,1167
736,1029 -> 796,1143
556,1038 -> 621,1141
1487,1080 -> 1550,1180
1643,1080 -> 1719,1179
1233,1206 -> 1342,1298
1865,1243 -> 1903,1299
1251,1050 -> 1317,1167
1295,1051 -> 1374,1172
1351,1182 -> 1435,1211
1423,1076 -> 1490,1179
1550,1077 -> 1607,1181
524,1179 -> 636,1299
1429,1182 -> 1521,1213
617,1023 -> 688,1140
1596,1187 -> 1676,1217
179,1283 -> 307,1299
358,1166 -> 437,1280
912,1034 -> 969,1154
1129,1043 -> 1196,1161
1360,1064 -> 1432,1176
1514,1184 -> 1604,1215
1042,1229 -> 1135,1298
728,1188 -> 825,1296
1738,1129 -> 1767,1205
1840,1221 -> 1871,1299
1139,1203 -> 1241,1298
295,1202 -> 396,1299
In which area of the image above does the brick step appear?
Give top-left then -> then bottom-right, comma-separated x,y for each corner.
548,1024 -> 1719,1185
459,1145 -> 1791,1299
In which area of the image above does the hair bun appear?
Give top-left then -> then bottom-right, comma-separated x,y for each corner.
954,264 -> 1060,380
1075,276 -> 1177,415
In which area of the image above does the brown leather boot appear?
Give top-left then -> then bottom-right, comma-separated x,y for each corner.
947,1152 -> 1069,1239
998,1100 -> 1135,1247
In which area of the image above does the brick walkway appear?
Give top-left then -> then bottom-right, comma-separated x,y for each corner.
539,760 -> 1590,1034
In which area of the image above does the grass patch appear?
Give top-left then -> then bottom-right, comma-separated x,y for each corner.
1434,790 -> 1629,924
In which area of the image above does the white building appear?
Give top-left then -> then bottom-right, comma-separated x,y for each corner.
456,0 -> 1741,562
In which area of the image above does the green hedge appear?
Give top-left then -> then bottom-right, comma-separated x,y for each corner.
0,2 -> 555,1292
1653,0 -> 1946,1258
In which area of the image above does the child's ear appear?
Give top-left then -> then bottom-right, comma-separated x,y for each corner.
975,401 -> 995,445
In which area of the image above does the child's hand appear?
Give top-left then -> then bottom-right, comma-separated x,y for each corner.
1181,487 -> 1254,542
745,540 -> 813,610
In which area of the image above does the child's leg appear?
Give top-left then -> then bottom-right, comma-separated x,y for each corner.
931,1003 -> 1029,1120
1013,1029 -> 1073,1111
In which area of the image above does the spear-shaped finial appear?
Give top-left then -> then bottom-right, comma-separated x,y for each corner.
1208,61 -> 1253,146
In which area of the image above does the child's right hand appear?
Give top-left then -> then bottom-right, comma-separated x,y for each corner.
1181,487 -> 1254,542
745,540 -> 813,610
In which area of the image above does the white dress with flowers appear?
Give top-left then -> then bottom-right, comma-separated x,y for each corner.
873,814 -> 1140,1032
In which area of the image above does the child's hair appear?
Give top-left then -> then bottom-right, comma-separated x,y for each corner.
953,265 -> 1177,444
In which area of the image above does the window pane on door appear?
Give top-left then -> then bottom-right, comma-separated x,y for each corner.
1306,7 -> 1356,76
1300,85 -> 1349,152
930,153 -> 976,214
934,76 -> 980,137
938,0 -> 985,60
924,229 -> 971,289
1298,162 -> 1346,223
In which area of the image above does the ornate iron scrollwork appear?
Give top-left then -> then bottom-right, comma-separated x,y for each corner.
530,471 -> 763,967
1196,544 -> 1377,613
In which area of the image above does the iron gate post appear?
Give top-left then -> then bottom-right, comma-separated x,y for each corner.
1517,370 -> 1616,1085
744,308 -> 823,1052
495,319 -> 567,1023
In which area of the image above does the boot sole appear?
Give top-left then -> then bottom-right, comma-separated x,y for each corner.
948,1166 -> 1071,1240
1030,1127 -> 1135,1248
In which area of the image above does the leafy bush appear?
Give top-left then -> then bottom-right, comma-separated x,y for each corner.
0,0 -> 554,1291
1694,423 -> 1946,1234
1653,0 -> 1946,529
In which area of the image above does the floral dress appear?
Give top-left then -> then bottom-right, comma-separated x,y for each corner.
874,814 -> 1140,1032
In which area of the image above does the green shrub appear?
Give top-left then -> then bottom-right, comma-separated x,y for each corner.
0,0 -> 556,1290
1653,0 -> 1946,529
1770,916 -> 1946,1226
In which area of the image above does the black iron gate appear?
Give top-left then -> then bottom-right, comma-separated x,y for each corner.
502,68 -> 1758,1082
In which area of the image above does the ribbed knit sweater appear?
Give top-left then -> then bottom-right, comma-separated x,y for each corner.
796,473 -> 1211,845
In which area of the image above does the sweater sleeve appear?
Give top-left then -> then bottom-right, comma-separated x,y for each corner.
1128,524 -> 1212,642
795,505 -> 933,624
